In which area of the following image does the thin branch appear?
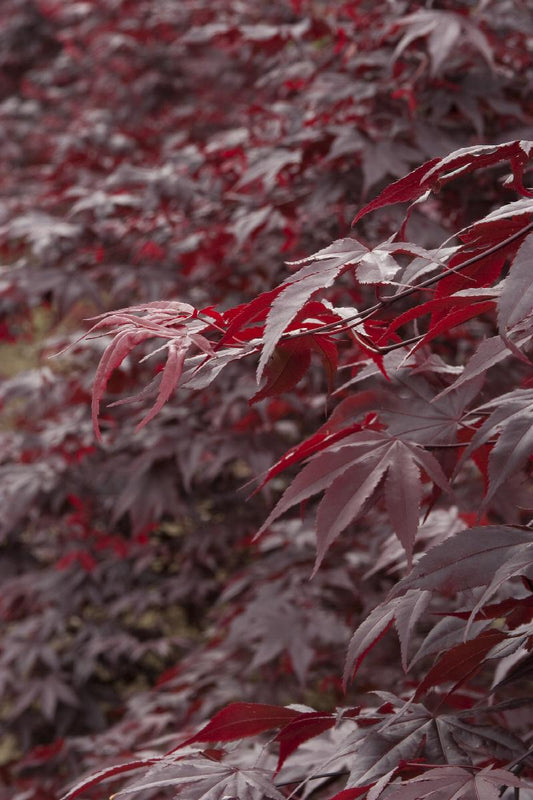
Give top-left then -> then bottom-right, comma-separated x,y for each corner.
375,218 -> 533,307
505,742 -> 533,774
281,220 -> 533,343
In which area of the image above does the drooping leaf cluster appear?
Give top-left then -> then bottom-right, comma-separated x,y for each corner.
1,2 -> 533,799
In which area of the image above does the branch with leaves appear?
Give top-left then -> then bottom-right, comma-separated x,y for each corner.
69,139 -> 533,800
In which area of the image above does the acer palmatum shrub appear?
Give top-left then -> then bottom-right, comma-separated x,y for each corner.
0,1 -> 533,799
62,140 -> 533,800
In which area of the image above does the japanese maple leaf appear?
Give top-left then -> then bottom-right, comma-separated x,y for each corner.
465,543 -> 533,634
345,526 -> 533,681
235,146 -> 301,191
257,238 -> 367,381
112,756 -> 283,800
352,141 -> 533,224
433,326 -> 533,401
497,231 -> 533,334
87,301 -> 211,438
392,10 -> 493,76
458,388 -> 533,509
390,525 -> 533,600
342,702 -> 527,787
256,431 -> 450,572
375,765 -> 530,800
382,373 -> 484,446
344,589 -> 431,682
225,580 -> 348,683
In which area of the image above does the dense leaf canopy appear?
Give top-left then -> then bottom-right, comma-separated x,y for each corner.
1,1 -> 532,799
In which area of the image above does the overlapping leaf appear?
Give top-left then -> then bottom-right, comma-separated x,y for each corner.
392,10 -> 493,76
342,702 -> 527,788
113,756 -> 283,800
257,431 -> 450,572
60,759 -> 158,800
498,232 -> 533,333
87,302 -> 209,438
457,389 -> 533,508
352,140 -> 533,224
376,765 -> 530,800
383,372 -> 484,446
182,703 -> 300,746
344,589 -> 431,684
224,579 -> 348,683
433,331 -> 531,400
466,544 -> 533,632
257,240 -> 367,380
345,526 -> 533,681
413,629 -> 506,699
274,709 -> 358,772
390,525 -> 533,599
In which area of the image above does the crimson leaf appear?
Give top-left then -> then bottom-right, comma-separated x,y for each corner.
181,703 -> 300,745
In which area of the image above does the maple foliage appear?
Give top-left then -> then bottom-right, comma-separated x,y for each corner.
1,1 -> 533,799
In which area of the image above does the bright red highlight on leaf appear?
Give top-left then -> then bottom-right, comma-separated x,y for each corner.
181,703 -> 300,745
